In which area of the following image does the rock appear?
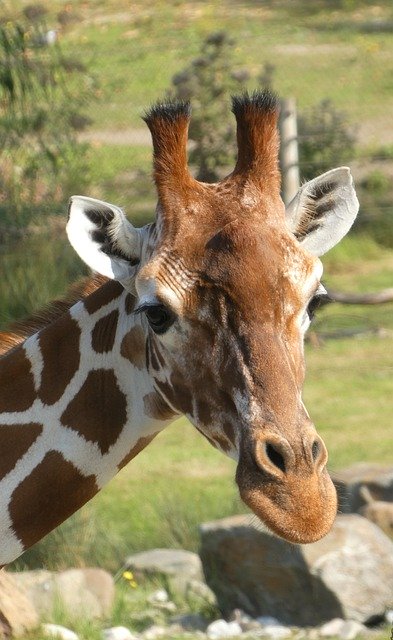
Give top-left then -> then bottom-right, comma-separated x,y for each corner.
339,621 -> 367,640
147,589 -> 169,604
142,625 -> 167,640
170,613 -> 208,631
102,627 -> 138,640
12,567 -> 115,620
358,486 -> 393,536
262,626 -> 292,639
0,570 -> 39,638
385,610 -> 393,624
125,548 -> 203,595
319,618 -> 346,637
199,513 -> 393,626
42,624 -> 79,640
256,617 -> 282,627
230,609 -> 254,631
147,589 -> 176,613
332,463 -> 393,513
206,619 -> 242,639
186,579 -> 218,610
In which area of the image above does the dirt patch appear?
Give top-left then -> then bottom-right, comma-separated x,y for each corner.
273,43 -> 356,56
357,118 -> 393,145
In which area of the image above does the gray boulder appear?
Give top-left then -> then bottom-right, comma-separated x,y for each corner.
199,513 -> 393,626
332,463 -> 393,513
125,548 -> 203,595
12,568 -> 114,620
357,485 -> 393,536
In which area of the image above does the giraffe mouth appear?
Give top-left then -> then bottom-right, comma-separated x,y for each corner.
240,473 -> 337,544
235,445 -> 337,544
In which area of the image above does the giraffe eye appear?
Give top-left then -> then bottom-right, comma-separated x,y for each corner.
144,304 -> 175,334
307,292 -> 332,320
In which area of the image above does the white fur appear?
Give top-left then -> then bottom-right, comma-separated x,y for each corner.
67,196 -> 140,281
286,167 -> 359,256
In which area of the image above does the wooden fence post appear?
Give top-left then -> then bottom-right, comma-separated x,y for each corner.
279,97 -> 300,206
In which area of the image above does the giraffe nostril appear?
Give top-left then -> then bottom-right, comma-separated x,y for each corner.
265,442 -> 286,473
312,439 -> 321,462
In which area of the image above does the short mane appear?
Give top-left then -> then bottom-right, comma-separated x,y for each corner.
0,274 -> 108,356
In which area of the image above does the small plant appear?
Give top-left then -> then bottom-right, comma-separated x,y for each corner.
122,570 -> 138,588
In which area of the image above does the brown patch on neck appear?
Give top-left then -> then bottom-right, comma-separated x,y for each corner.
0,347 -> 36,412
91,309 -> 119,353
84,279 -> 124,315
143,392 -> 176,421
38,312 -> 81,406
9,451 -> 98,550
120,326 -> 146,370
60,369 -> 127,454
118,433 -> 158,471
0,423 -> 43,481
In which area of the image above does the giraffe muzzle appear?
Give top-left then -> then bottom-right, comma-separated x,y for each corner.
236,430 -> 337,544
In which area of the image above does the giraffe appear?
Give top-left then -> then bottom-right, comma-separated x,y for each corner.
0,91 -> 359,566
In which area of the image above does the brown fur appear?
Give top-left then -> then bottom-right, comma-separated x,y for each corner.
143,392 -> 175,421
120,326 -> 146,369
9,451 -> 98,549
143,101 -> 196,217
0,424 -> 43,481
0,348 -> 36,413
231,92 -> 280,188
38,313 -> 81,406
60,369 -> 127,455
92,310 -> 119,353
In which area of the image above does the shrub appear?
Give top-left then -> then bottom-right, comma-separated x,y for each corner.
0,12 -> 95,228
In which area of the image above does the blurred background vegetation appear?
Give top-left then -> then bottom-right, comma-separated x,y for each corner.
0,0 -> 392,572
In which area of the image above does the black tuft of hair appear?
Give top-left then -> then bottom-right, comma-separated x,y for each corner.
143,99 -> 191,125
231,90 -> 279,117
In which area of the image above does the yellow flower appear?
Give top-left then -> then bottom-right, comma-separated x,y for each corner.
122,570 -> 137,588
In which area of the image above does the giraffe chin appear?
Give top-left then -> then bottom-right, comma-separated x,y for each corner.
236,466 -> 338,545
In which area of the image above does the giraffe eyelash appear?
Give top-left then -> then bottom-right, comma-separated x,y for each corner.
307,284 -> 332,320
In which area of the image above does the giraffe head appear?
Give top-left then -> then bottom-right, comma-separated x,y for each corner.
67,91 -> 359,544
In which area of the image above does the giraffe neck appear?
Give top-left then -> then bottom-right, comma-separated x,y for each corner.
0,280 -> 176,565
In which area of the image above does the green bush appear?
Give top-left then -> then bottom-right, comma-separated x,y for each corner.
0,13 -> 95,228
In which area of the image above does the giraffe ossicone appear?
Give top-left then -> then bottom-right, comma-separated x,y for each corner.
0,91 -> 359,565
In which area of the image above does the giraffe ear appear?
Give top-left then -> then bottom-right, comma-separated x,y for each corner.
285,167 -> 359,257
66,196 -> 141,281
